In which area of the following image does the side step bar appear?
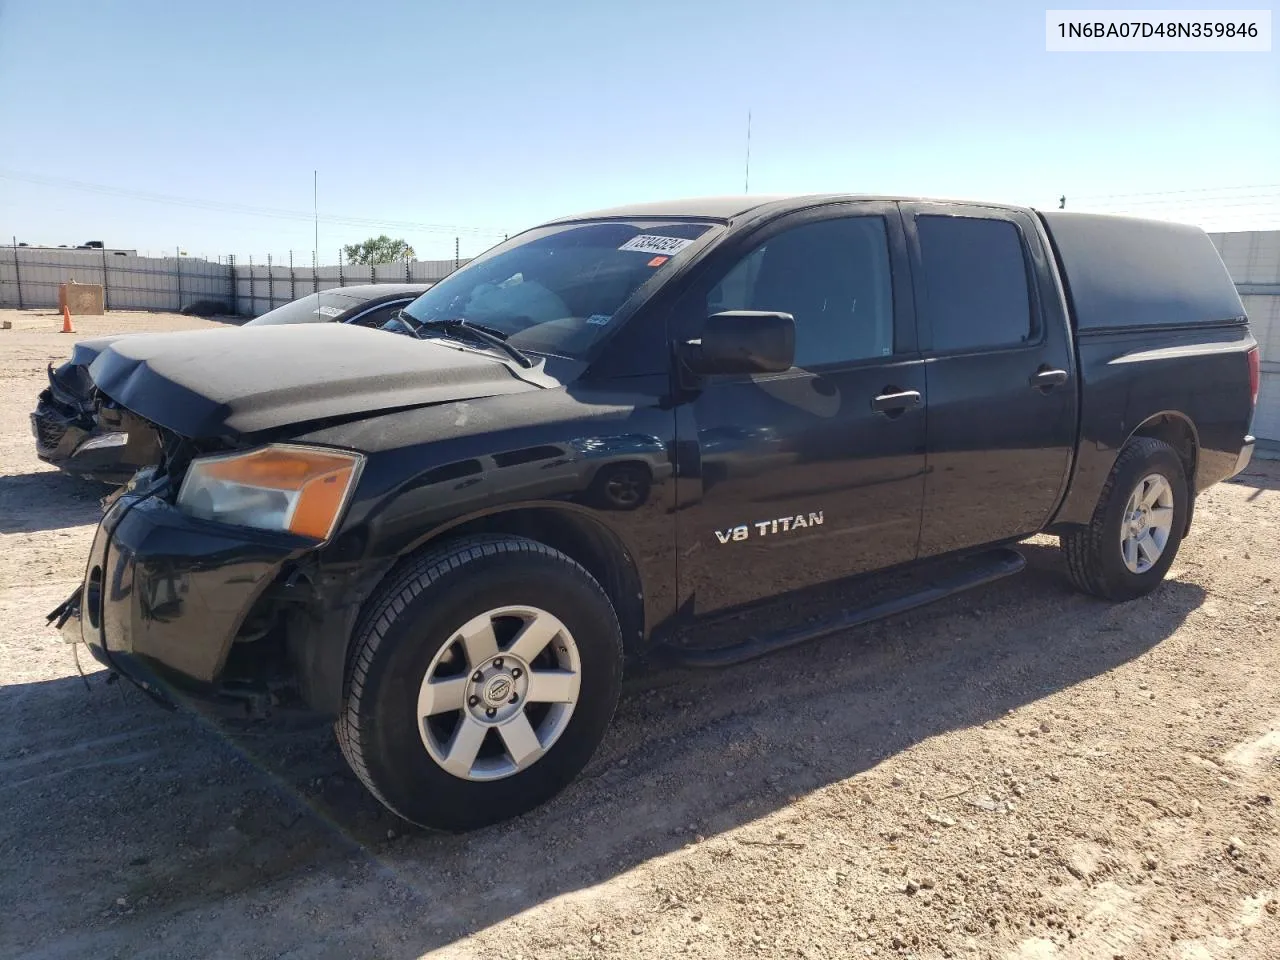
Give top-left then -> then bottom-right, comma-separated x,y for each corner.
661,547 -> 1026,669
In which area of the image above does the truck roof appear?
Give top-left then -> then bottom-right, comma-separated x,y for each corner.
547,198 -> 1243,333
547,194 -> 1033,224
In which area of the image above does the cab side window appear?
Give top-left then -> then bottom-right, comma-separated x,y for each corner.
707,216 -> 894,367
916,216 -> 1033,351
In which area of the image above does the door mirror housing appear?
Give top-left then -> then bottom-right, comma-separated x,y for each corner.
682,311 -> 795,376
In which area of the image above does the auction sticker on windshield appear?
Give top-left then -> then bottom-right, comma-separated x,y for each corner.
619,234 -> 695,255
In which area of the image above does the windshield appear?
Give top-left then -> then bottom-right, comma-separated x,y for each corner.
399,220 -> 717,359
244,291 -> 366,326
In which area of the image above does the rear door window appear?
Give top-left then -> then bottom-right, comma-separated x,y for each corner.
916,216 -> 1033,352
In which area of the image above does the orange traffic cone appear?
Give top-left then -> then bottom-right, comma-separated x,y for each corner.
61,304 -> 74,334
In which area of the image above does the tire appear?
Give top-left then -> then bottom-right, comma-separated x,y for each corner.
1061,437 -> 1189,601
336,534 -> 623,831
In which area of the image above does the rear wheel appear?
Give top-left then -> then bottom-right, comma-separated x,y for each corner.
1061,437 -> 1189,601
336,535 -> 623,831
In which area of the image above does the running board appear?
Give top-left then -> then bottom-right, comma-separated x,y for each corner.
659,547 -> 1026,668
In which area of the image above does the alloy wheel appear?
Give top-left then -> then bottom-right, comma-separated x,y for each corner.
416,605 -> 581,781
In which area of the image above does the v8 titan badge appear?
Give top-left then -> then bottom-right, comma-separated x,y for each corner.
715,511 -> 824,544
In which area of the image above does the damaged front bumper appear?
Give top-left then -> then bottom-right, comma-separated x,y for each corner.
32,387 -> 160,485
50,489 -> 320,712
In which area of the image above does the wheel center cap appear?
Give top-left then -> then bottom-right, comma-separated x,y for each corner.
483,675 -> 514,706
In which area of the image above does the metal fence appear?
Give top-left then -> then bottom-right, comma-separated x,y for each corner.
0,245 -> 471,316
1209,230 -> 1280,445
0,245 -> 232,313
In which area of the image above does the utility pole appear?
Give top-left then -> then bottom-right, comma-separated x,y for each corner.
12,236 -> 24,310
313,170 -> 319,266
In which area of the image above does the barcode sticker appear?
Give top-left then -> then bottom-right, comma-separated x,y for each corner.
618,235 -> 695,256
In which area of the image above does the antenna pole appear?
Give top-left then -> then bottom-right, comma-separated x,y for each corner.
744,110 -> 752,194
314,170 -> 319,264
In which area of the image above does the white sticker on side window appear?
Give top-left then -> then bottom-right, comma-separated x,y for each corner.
618,234 -> 695,256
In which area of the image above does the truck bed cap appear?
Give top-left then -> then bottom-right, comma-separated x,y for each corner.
1039,211 -> 1245,331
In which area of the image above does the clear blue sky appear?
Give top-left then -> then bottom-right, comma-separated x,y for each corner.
1,0 -> 1276,262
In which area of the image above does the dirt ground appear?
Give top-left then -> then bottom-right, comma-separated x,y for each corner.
2,308 -> 1278,960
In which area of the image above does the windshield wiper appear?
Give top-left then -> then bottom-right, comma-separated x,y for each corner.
416,317 -> 535,368
388,309 -> 426,339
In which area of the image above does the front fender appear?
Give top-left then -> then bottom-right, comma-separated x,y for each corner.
292,381 -> 680,711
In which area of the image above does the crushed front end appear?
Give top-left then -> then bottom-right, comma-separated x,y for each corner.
50,429 -> 386,718
32,361 -> 161,484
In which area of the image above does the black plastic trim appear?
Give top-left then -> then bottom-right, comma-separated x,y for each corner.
659,547 -> 1025,668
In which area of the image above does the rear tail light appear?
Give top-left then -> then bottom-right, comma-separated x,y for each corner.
1247,346 -> 1260,408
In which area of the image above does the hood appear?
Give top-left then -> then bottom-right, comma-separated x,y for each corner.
70,335 -> 126,369
87,324 -> 544,438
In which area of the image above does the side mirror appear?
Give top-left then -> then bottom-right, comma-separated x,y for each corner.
682,311 -> 795,376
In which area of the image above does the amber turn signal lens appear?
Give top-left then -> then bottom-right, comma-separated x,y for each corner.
189,445 -> 362,540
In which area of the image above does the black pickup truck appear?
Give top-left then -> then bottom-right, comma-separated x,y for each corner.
50,195 -> 1259,830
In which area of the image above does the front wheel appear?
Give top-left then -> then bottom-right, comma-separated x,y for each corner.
336,535 -> 623,831
1061,437 -> 1189,601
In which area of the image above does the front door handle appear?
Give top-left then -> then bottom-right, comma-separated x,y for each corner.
871,389 -> 922,416
1029,367 -> 1069,390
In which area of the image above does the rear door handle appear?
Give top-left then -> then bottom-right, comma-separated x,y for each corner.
1029,368 -> 1069,390
871,389 -> 922,415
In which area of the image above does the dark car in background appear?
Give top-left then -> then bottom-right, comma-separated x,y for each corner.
242,283 -> 432,328
31,283 -> 433,483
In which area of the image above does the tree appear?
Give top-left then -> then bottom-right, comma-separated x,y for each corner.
343,235 -> 415,265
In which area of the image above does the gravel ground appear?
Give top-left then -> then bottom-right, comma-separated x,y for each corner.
2,308 -> 1278,960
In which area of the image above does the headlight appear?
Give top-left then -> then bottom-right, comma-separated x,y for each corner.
176,444 -> 364,540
